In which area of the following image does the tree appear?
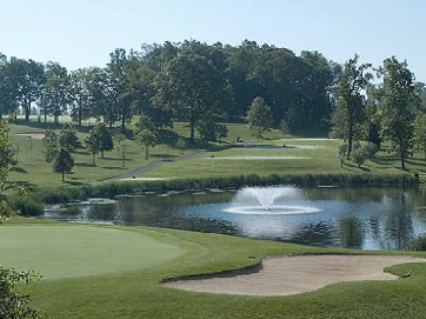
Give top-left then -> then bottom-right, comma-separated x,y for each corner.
154,53 -> 230,142
138,129 -> 157,160
331,55 -> 372,159
59,123 -> 81,153
44,62 -> 68,124
378,57 -> 418,170
246,96 -> 274,138
84,129 -> 101,166
53,148 -> 74,181
136,115 -> 157,160
352,142 -> 378,168
0,117 -> 43,319
68,68 -> 90,127
92,122 -> 114,158
42,129 -> 59,163
3,57 -> 45,121
196,117 -> 228,143
414,113 -> 426,159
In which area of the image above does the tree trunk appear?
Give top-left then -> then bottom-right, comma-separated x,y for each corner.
145,147 -> 149,160
101,150 -> 104,158
400,138 -> 407,171
78,103 -> 82,128
92,153 -> 96,166
189,113 -> 195,143
61,171 -> 65,182
346,123 -> 354,160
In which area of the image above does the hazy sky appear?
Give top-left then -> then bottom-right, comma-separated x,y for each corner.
1,0 -> 425,81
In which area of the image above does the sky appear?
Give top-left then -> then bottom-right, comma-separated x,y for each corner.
1,0 -> 425,82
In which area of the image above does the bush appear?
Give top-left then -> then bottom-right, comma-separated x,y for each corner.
406,234 -> 426,251
8,193 -> 44,217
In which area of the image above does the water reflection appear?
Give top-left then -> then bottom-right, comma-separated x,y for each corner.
43,187 -> 426,251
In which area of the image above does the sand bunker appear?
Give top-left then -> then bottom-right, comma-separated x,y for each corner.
163,255 -> 424,296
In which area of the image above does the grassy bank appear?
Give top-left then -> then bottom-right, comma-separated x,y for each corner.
2,218 -> 426,319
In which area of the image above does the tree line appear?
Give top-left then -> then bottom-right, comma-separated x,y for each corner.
1,40 -> 426,170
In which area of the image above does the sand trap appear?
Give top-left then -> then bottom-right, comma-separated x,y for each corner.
15,132 -> 45,139
207,156 -> 309,160
163,255 -> 424,296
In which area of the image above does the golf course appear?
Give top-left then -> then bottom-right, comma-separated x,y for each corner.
1,118 -> 426,319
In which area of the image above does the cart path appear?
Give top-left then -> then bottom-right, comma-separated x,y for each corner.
89,151 -> 207,185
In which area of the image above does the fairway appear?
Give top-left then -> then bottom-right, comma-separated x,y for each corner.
0,225 -> 198,279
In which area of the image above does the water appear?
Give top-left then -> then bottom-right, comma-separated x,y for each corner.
42,187 -> 426,251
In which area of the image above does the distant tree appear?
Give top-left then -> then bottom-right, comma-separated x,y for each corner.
246,96 -> 274,138
136,115 -> 157,160
68,68 -> 90,127
3,57 -> 45,121
137,129 -> 157,160
59,123 -> 81,153
352,142 -> 378,168
338,143 -> 348,167
42,129 -> 59,163
92,122 -> 114,158
53,148 -> 74,182
331,54 -> 372,159
196,117 -> 228,143
378,57 -> 418,170
154,53 -> 230,142
414,113 -> 426,160
84,129 -> 101,166
44,61 -> 68,124
113,131 -> 128,167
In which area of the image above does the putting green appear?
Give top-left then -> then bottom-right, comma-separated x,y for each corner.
0,225 -> 191,280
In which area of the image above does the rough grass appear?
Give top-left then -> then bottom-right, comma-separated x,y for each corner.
2,218 -> 426,319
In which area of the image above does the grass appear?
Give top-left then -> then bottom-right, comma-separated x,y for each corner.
2,217 -> 426,319
7,118 -> 426,187
139,139 -> 413,179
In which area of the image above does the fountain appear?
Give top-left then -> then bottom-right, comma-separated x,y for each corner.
223,186 -> 321,215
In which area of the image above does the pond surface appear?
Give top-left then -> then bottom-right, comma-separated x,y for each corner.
43,187 -> 426,251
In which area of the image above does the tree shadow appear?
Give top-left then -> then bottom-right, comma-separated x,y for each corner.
11,167 -> 28,173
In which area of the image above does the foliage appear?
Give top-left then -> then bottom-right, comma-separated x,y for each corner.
53,148 -> 74,181
331,54 -> 372,159
0,267 -> 44,319
378,56 -> 418,170
42,129 -> 59,163
92,122 -> 114,158
338,143 -> 348,167
406,234 -> 426,251
137,129 -> 157,160
196,117 -> 228,143
153,53 -> 230,142
59,122 -> 81,153
414,113 -> 426,159
246,96 -> 274,138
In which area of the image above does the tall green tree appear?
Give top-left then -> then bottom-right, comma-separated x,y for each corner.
414,113 -> 426,160
42,129 -> 59,163
154,53 -> 230,142
84,129 -> 101,166
68,68 -> 90,127
378,56 -> 418,170
246,96 -> 274,138
53,148 -> 74,182
44,62 -> 68,124
59,123 -> 81,153
331,54 -> 372,159
3,57 -> 45,121
92,122 -> 114,158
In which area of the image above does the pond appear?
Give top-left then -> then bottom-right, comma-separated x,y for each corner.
43,186 -> 426,251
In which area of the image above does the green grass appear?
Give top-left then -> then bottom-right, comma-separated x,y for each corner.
8,123 -> 195,187
2,218 -> 426,319
140,139 -> 412,179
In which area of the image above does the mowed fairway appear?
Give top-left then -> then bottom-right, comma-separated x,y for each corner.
0,224 -> 206,279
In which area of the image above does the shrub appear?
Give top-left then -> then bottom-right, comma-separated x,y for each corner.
8,193 -> 44,217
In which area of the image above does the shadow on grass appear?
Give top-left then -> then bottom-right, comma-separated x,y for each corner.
75,162 -> 95,167
11,167 -> 28,173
